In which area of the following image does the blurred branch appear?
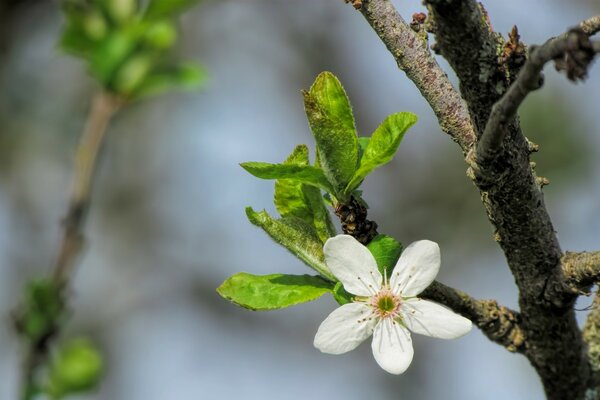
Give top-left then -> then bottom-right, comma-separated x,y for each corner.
578,14 -> 600,36
421,281 -> 525,352
477,28 -> 599,164
353,0 -> 476,153
19,91 -> 120,400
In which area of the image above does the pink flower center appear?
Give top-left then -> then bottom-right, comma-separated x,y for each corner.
370,286 -> 401,319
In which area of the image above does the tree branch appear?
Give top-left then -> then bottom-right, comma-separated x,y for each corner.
421,281 -> 525,352
355,0 -> 476,153
477,29 -> 598,164
354,1 -> 599,398
584,291 -> 600,387
18,91 -> 120,399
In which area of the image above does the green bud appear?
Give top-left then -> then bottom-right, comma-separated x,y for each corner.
113,53 -> 153,94
83,12 -> 108,41
48,338 -> 103,396
105,0 -> 137,23
144,21 -> 177,49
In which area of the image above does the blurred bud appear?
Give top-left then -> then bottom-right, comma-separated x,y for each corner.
83,12 -> 108,41
144,21 -> 177,49
113,53 -> 153,95
105,0 -> 137,23
48,338 -> 103,396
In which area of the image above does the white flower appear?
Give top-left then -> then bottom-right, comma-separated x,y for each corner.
314,235 -> 472,374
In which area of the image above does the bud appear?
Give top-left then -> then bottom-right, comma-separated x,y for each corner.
105,0 -> 137,23
113,53 -> 153,95
48,338 -> 103,396
83,11 -> 108,41
144,21 -> 177,49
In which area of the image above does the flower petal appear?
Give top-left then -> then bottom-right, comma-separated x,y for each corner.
401,298 -> 472,339
314,303 -> 376,354
371,318 -> 414,374
324,235 -> 382,296
390,240 -> 440,297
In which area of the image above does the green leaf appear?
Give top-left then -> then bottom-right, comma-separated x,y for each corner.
112,52 -> 156,95
367,234 -> 403,278
357,136 -> 370,160
246,207 -> 334,281
273,145 -> 336,243
303,72 -> 358,195
345,112 -> 418,193
47,338 -> 103,397
302,185 -> 337,243
274,145 -> 311,220
241,161 -> 335,194
132,62 -> 207,98
145,0 -> 200,19
217,273 -> 333,311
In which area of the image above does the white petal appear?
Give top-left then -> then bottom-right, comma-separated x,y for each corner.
314,303 -> 377,354
371,318 -> 414,374
401,298 -> 472,339
390,240 -> 440,297
324,235 -> 382,296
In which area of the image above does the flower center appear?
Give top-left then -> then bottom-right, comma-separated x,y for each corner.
370,287 -> 401,319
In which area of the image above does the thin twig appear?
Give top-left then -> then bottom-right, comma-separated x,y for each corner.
355,0 -> 476,153
421,281 -> 525,352
477,29 -> 598,164
19,91 -> 121,399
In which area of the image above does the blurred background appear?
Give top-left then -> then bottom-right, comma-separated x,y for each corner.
1,0 -> 599,398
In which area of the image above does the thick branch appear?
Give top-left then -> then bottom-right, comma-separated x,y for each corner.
478,29 -> 598,163
579,15 -> 600,36
357,1 -> 598,398
424,0 -> 508,133
356,0 -> 476,152
421,281 -> 525,352
584,291 -> 600,386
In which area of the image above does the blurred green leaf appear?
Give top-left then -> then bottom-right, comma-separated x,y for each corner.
17,279 -> 64,343
302,186 -> 336,243
145,0 -> 200,19
345,112 -> 417,193
241,161 -> 335,194
217,273 -> 333,311
89,26 -> 145,85
246,208 -> 334,281
303,72 -> 358,196
132,62 -> 206,98
367,234 -> 403,278
47,338 -> 103,398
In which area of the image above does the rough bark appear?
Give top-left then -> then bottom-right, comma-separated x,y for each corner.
353,1 -> 600,398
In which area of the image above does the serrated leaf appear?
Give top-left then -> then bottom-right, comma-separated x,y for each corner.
217,273 -> 333,311
145,0 -> 200,19
274,145 -> 311,221
274,145 -> 336,243
246,207 -> 335,281
345,112 -> 417,193
303,72 -> 358,195
302,185 -> 337,243
367,234 -> 403,278
241,162 -> 335,194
